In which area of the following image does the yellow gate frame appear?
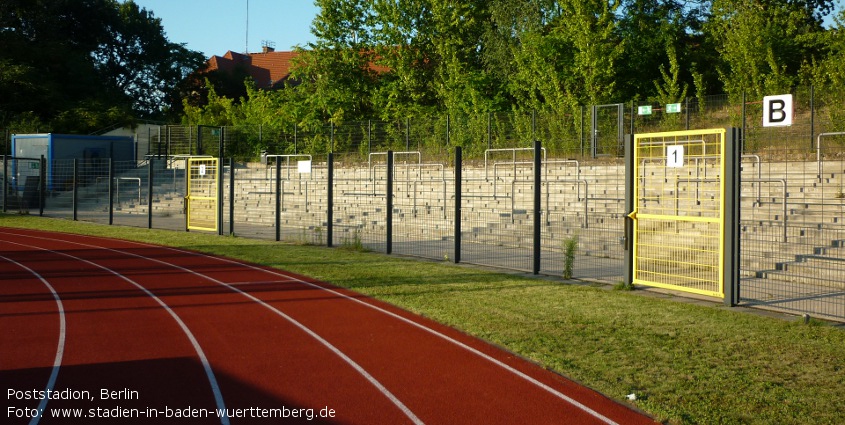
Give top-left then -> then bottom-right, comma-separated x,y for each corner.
186,157 -> 219,232
629,128 -> 727,298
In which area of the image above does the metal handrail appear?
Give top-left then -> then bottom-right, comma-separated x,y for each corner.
817,132 -> 845,181
372,162 -> 448,218
544,179 -> 589,228
368,151 -> 421,192
95,176 -> 142,204
674,177 -> 787,242
484,147 -> 546,181
264,154 -> 313,181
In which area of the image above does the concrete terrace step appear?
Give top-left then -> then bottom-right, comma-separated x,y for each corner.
756,257 -> 845,289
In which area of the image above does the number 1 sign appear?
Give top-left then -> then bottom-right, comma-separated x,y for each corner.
667,145 -> 684,168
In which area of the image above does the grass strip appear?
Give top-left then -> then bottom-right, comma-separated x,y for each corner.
2,214 -> 844,424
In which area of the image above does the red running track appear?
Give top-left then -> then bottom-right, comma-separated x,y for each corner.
0,227 -> 657,424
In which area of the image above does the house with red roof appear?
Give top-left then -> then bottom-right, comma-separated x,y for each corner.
205,45 -> 299,90
204,44 -> 391,92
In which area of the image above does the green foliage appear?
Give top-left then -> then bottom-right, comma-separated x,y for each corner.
0,0 -> 204,132
613,280 -> 635,291
808,8 -> 845,125
652,43 -> 688,106
340,228 -> 365,251
707,0 -> 827,99
562,234 -> 578,280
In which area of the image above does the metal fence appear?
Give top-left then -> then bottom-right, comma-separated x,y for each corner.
76,88 -> 839,164
2,89 -> 845,322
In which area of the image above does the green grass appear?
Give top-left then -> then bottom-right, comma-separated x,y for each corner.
3,214 -> 845,424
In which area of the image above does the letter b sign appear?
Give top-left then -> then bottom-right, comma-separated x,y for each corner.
763,94 -> 793,127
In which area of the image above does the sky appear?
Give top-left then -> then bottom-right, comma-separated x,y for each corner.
132,0 -> 842,60
131,0 -> 319,58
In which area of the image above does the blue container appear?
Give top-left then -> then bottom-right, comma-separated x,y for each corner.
11,133 -> 135,191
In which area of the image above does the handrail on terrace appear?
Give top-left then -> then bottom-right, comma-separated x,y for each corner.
817,132 -> 845,182
263,154 -> 314,180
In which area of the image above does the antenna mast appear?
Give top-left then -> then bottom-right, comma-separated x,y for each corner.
245,0 -> 249,54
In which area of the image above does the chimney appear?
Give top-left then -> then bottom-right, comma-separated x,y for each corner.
261,40 -> 276,53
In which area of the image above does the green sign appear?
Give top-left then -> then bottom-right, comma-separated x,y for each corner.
637,105 -> 653,116
666,103 -> 682,114
29,162 -> 39,169
211,128 -> 221,136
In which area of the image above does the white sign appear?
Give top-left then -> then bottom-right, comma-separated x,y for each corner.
666,103 -> 682,114
199,164 -> 207,176
297,160 -> 312,173
638,105 -> 653,115
763,94 -> 793,127
666,145 -> 684,168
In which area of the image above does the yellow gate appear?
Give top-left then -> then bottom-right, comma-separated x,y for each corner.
629,129 -> 727,298
186,157 -> 219,232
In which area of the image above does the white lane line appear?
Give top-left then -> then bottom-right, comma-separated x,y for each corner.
11,229 -> 621,424
0,231 -> 424,425
0,254 -> 66,425
162,247 -> 621,425
225,279 -> 297,286
0,238 -> 230,425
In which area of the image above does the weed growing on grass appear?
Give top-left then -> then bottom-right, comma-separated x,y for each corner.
340,228 -> 365,251
314,226 -> 323,245
562,234 -> 578,279
613,280 -> 635,291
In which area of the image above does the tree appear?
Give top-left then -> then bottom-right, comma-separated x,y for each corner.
0,0 -> 117,131
807,8 -> 845,123
288,0 -> 380,127
0,0 -> 204,132
616,0 -> 705,100
371,0 -> 440,118
706,0 -> 834,98
554,0 -> 624,105
93,1 -> 205,120
652,42 -> 689,105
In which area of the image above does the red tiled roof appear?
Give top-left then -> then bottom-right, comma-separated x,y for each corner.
205,49 -> 390,90
206,50 -> 299,89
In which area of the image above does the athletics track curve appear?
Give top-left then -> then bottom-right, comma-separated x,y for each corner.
0,227 -> 658,424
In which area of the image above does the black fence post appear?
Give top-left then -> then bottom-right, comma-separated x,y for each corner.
108,158 -> 114,225
2,155 -> 7,213
217,128 -> 224,236
184,157 -> 189,232
327,152 -> 334,248
229,157 -> 235,236
741,92 -> 747,152
533,140 -> 541,275
217,160 -> 223,237
623,134 -> 635,285
724,127 -> 742,306
38,155 -> 46,216
275,157 -> 281,242
386,150 -> 394,254
148,158 -> 154,229
196,125 -> 203,156
810,85 -> 815,151
454,147 -> 462,264
72,159 -> 78,221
